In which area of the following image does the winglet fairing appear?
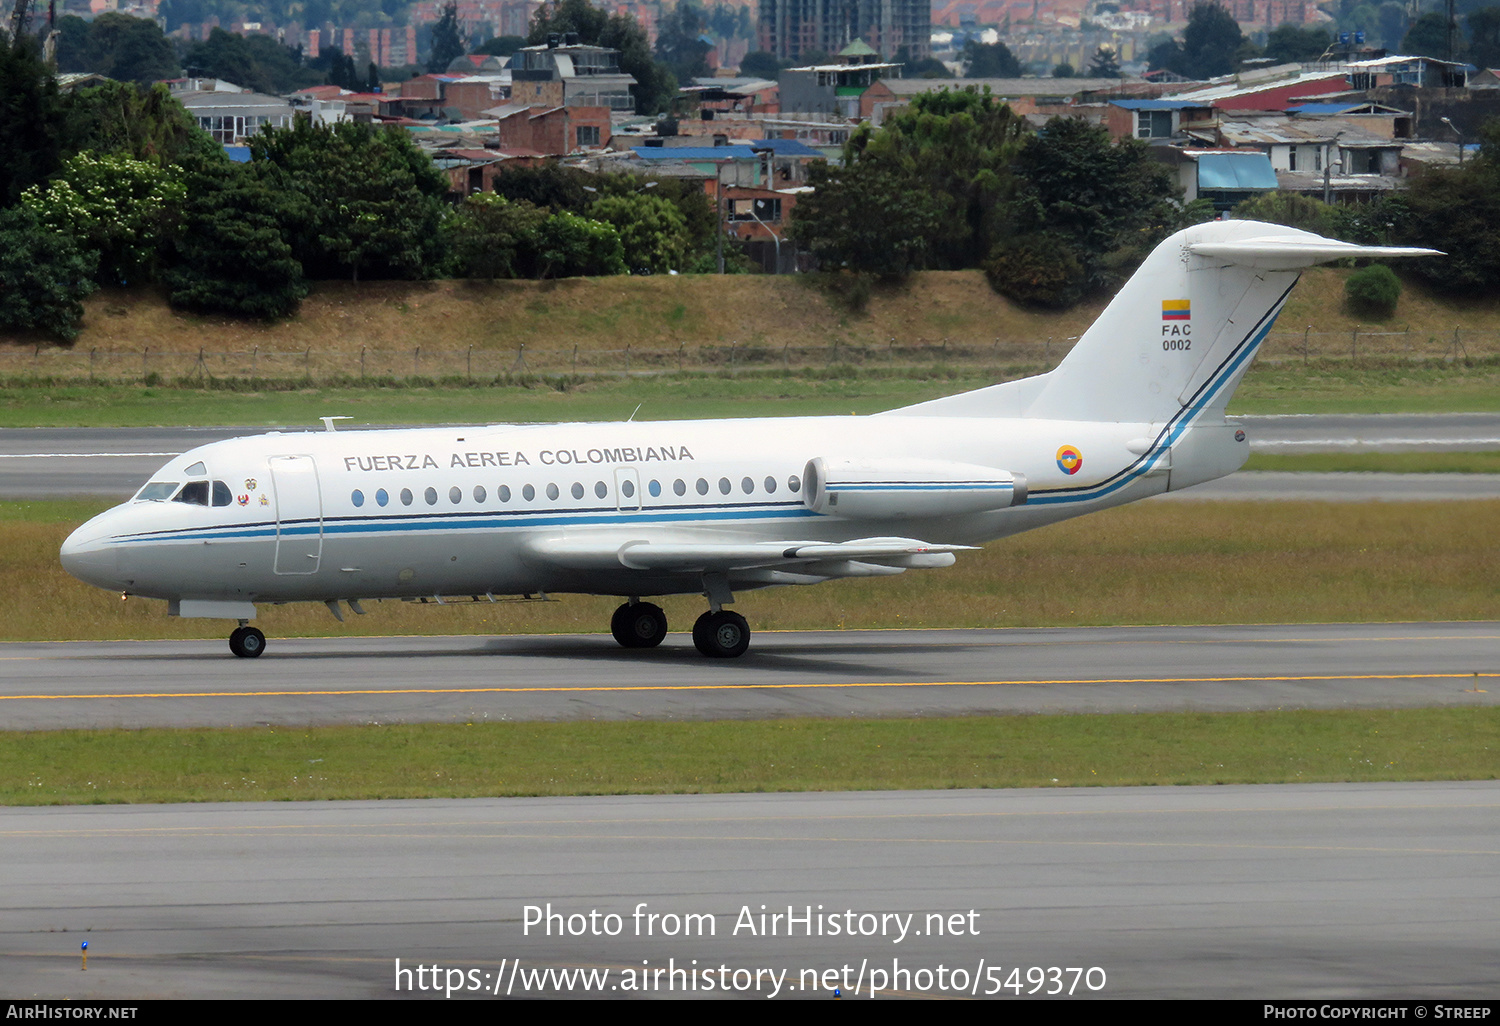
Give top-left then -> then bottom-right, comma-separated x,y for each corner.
60,222 -> 1439,658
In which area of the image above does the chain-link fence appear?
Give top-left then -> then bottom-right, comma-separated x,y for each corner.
2,328 -> 1496,384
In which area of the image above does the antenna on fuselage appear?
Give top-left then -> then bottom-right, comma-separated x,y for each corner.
627,404 -> 642,422
320,416 -> 352,432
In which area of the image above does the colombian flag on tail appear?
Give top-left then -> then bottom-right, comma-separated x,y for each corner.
1162,299 -> 1190,321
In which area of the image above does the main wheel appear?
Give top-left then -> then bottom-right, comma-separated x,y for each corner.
691,610 -> 750,658
611,601 -> 668,648
229,625 -> 266,658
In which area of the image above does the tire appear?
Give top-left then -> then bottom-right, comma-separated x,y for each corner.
691,610 -> 750,658
611,602 -> 667,649
229,626 -> 266,658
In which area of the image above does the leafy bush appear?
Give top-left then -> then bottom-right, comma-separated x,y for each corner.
0,205 -> 99,340
1344,264 -> 1401,319
983,235 -> 1085,308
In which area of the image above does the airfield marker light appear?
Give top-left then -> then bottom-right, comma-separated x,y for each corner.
81,940 -> 87,971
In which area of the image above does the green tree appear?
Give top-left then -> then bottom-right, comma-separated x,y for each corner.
535,210 -> 626,278
79,13 -> 180,85
474,35 -> 527,57
1087,45 -> 1121,78
22,151 -> 187,285
788,158 -> 943,276
0,35 -> 66,205
960,40 -> 1021,77
429,2 -> 467,73
737,51 -> 783,78
1402,11 -> 1456,60
655,0 -> 712,83
61,81 -> 225,168
449,193 -> 549,278
1150,2 -> 1251,79
165,161 -> 308,319
1471,7 -> 1500,68
852,87 -> 1031,269
530,0 -> 676,114
250,118 -> 450,282
1003,116 -> 1195,296
1052,62 -> 1076,78
1384,120 -> 1500,294
1230,190 -> 1333,235
0,206 -> 99,341
590,192 -> 689,272
1264,24 -> 1331,62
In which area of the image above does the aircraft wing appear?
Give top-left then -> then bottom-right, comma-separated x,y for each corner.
526,535 -> 974,573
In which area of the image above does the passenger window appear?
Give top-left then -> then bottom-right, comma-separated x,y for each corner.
764,476 -> 777,493
718,477 -> 731,495
474,485 -> 486,503
789,475 -> 801,492
449,486 -> 462,504
649,480 -> 661,497
523,484 -> 535,501
212,481 -> 233,507
173,481 -> 209,506
696,478 -> 709,495
673,479 -> 686,496
621,480 -> 634,498
376,489 -> 389,507
352,489 -> 365,507
546,483 -> 560,501
499,485 -> 512,503
595,481 -> 608,499
571,482 -> 584,499
401,488 -> 413,506
425,487 -> 438,505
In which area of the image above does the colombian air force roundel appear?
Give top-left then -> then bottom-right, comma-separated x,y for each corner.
1056,445 -> 1082,475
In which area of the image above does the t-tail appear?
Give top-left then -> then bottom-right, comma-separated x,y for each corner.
893,220 -> 1439,485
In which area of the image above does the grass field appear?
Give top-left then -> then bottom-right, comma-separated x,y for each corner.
4,709 -> 1496,806
1243,452 -> 1500,473
11,498 -> 1500,643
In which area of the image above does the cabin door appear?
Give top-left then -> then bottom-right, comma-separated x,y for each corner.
270,455 -> 323,574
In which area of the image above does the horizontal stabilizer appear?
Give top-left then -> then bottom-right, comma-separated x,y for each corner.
1188,236 -> 1443,270
527,535 -> 973,573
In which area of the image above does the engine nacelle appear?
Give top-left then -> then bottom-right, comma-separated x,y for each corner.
803,457 -> 1027,519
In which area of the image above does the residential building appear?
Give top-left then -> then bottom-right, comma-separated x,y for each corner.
758,0 -> 929,63
510,37 -> 637,112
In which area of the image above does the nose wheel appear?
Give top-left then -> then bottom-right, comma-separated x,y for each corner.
229,625 -> 266,658
692,610 -> 750,658
611,601 -> 668,648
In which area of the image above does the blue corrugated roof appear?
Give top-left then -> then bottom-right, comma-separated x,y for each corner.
633,146 -> 757,160
1197,152 -> 1278,190
752,138 -> 822,157
1110,99 -> 1212,110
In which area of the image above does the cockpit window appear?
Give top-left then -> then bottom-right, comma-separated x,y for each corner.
184,462 -> 207,476
212,481 -> 233,507
173,481 -> 210,506
136,481 -> 179,501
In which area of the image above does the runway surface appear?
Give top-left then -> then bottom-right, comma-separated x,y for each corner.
2,623 -> 1496,730
4,415 -> 1499,500
3,782 -> 1496,999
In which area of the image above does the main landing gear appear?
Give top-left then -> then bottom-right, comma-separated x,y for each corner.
229,623 -> 266,658
608,601 -> 752,658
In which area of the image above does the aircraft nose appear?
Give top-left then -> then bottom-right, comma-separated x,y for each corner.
60,523 -> 122,590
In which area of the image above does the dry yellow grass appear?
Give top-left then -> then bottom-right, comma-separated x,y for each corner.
14,499 -> 1499,643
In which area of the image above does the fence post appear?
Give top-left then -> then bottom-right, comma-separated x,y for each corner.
304,346 -> 311,379
730,341 -> 737,368
572,344 -> 578,374
625,344 -> 631,374
1045,336 -> 1051,362
1351,329 -> 1358,361
467,345 -> 472,382
782,343 -> 789,373
142,347 -> 149,380
251,345 -> 258,379
677,342 -> 684,372
89,347 -> 96,382
360,345 -> 366,381
1303,325 -> 1310,365
414,346 -> 420,378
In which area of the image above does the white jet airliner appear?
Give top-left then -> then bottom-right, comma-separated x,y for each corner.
61,221 -> 1437,658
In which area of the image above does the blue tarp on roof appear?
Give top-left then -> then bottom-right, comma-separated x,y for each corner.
1110,99 -> 1212,110
1197,152 -> 1278,190
224,146 -> 252,163
633,146 -> 758,160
